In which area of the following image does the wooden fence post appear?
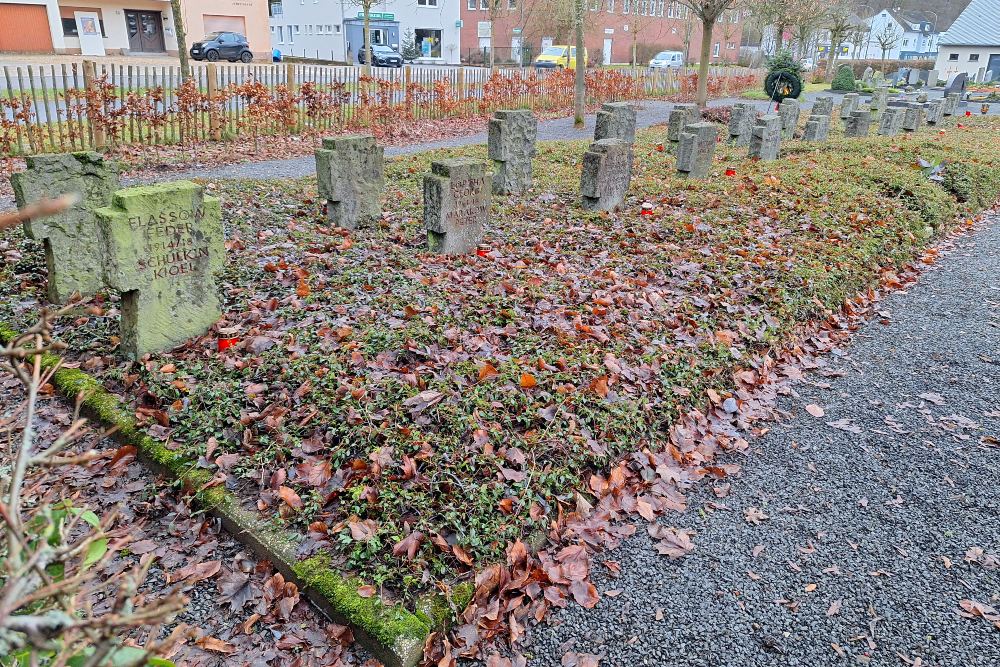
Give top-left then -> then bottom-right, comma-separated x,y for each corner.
82,60 -> 105,150
206,63 -> 221,142
457,66 -> 465,103
285,62 -> 297,94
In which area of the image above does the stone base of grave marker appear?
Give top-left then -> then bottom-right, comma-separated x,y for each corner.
580,138 -> 633,211
594,102 -> 637,143
676,122 -> 717,179
803,114 -> 830,141
488,109 -> 538,195
95,181 -> 224,358
423,159 -> 491,255
749,114 -> 782,161
315,134 -> 384,230
11,152 -> 118,304
667,103 -> 699,142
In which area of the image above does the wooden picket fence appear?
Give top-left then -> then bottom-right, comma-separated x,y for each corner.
0,62 -> 761,157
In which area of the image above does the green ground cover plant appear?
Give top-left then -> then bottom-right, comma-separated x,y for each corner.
2,117 -> 998,600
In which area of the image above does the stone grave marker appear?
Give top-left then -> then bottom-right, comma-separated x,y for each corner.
728,103 -> 756,147
945,72 -> 968,98
902,103 -> 924,131
878,107 -> 905,136
749,114 -> 781,161
862,66 -> 875,85
870,87 -> 889,114
95,181 -> 223,359
986,70 -> 995,83
925,99 -> 945,125
802,114 -> 830,141
315,134 -> 384,230
11,152 -> 118,303
813,95 -> 834,117
667,103 -> 699,142
907,69 -> 921,85
676,122 -> 717,179
892,68 -> 908,86
844,110 -> 872,137
594,102 -> 636,143
928,69 -> 940,86
488,109 -> 538,195
976,67 -> 986,82
423,159 -> 491,255
778,99 -> 800,140
916,91 -> 929,103
943,92 -> 960,115
839,93 -> 860,119
918,70 -> 930,85
580,138 -> 633,211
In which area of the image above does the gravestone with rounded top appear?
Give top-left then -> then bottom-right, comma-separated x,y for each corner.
676,122 -> 717,179
315,134 -> 384,230
878,107 -> 905,136
839,93 -> 860,119
778,99 -> 800,139
580,138 -> 633,211
423,159 -> 491,255
813,95 -> 834,117
749,114 -> 782,161
11,152 -> 118,303
95,181 -> 223,358
902,103 -> 924,131
728,103 -> 756,146
594,102 -> 636,143
844,109 -> 872,137
944,72 -> 968,98
667,103 -> 699,142
802,114 -> 830,141
488,109 -> 538,195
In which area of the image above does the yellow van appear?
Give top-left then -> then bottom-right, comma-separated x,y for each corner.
533,45 -> 588,70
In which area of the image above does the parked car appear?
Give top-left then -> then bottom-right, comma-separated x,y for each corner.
534,45 -> 588,69
190,32 -> 253,63
649,50 -> 685,70
357,45 -> 404,68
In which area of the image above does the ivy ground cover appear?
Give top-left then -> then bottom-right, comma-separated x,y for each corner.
2,118 -> 999,602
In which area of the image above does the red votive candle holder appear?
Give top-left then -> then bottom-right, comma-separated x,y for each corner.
725,168 -> 736,177
476,244 -> 491,258
965,110 -> 972,116
218,337 -> 239,352
640,203 -> 654,216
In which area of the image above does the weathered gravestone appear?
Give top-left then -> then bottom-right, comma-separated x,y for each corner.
925,99 -> 945,125
667,103 -> 699,142
580,139 -> 633,211
892,68 -> 908,86
802,114 -> 830,141
902,102 -> 924,131
728,103 -> 756,147
594,102 -> 636,143
315,134 -> 384,230
907,69 -> 921,85
813,95 -> 834,117
839,93 -> 860,119
488,109 -> 538,195
778,99 -> 800,140
943,92 -> 961,115
945,72 -> 968,98
916,91 -> 929,103
870,87 -> 889,114
844,110 -> 872,137
676,122 -> 717,179
928,69 -> 940,86
878,107 -> 905,136
749,114 -> 781,161
95,181 -> 223,358
423,159 -> 490,255
976,67 -> 986,83
11,152 -> 118,303
862,66 -> 875,86
918,70 -> 930,86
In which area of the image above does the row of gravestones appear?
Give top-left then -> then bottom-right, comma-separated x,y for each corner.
10,93 -> 966,358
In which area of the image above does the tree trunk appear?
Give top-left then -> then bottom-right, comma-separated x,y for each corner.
774,23 -> 784,51
170,0 -> 188,82
573,0 -> 585,127
363,6 -> 373,76
696,17 -> 714,107
489,18 -> 496,71
632,26 -> 637,66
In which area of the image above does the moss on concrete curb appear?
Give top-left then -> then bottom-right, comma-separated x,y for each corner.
0,321 -> 448,667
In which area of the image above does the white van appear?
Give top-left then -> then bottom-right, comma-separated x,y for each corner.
649,51 -> 685,70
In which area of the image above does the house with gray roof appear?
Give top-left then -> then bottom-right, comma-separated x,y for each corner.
933,0 -> 1000,81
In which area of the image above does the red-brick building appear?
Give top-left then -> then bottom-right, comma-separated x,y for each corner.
459,1 -> 745,67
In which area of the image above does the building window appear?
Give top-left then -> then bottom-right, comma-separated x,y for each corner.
415,28 -> 442,57
902,38 -> 908,46
278,26 -> 284,43
948,53 -> 958,60
607,0 -> 615,12
508,0 -> 516,8
334,25 -> 341,33
969,53 -> 979,61
726,41 -> 735,49
61,17 -> 107,38
623,0 -> 630,15
417,0 -> 438,6
480,0 -> 488,8
713,42 -> 720,56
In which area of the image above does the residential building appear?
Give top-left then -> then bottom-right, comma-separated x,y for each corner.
268,0 -> 462,65
855,9 -> 942,61
0,0 -> 271,57
459,0 -> 744,67
933,0 -> 1000,81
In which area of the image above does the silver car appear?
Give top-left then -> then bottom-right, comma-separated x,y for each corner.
649,50 -> 685,70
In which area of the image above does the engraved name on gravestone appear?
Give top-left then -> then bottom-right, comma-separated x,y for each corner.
878,107 -> 905,136
423,158 -> 491,255
778,99 -> 800,140
11,152 -> 118,303
488,109 -> 538,195
95,181 -> 224,358
749,114 -> 782,161
667,103 -> 699,142
844,109 -> 872,137
802,114 -> 830,141
580,138 -> 633,211
813,95 -> 834,117
315,134 -> 384,230
902,102 -> 924,131
594,102 -> 637,144
728,103 -> 756,147
676,122 -> 717,179
839,93 -> 860,119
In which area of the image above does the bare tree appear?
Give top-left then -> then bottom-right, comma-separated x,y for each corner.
169,0 -> 189,81
823,0 -> 856,82
874,21 -> 901,62
679,0 -> 741,106
574,0 -> 586,126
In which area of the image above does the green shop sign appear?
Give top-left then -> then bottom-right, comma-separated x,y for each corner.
357,12 -> 395,20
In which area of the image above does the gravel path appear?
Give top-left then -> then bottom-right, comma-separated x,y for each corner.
525,213 -> 1000,666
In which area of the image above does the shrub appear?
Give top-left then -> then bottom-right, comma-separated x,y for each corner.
700,105 -> 732,124
766,49 -> 803,78
831,65 -> 856,92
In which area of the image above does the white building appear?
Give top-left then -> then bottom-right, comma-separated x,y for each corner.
854,9 -> 941,61
268,0 -> 462,65
933,0 -> 1000,81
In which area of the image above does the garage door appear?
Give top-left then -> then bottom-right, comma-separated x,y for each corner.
203,15 -> 246,36
0,3 -> 53,52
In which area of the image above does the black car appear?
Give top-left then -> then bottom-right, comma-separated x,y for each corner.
190,32 -> 253,63
357,45 -> 403,68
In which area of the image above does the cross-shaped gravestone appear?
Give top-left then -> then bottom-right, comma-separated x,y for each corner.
943,93 -> 960,116
839,93 -> 860,119
902,103 -> 924,131
594,102 -> 637,143
667,103 -> 699,142
778,99 -> 800,140
878,107 -> 905,136
802,114 -> 830,141
870,87 -> 889,115
95,181 -> 224,358
844,110 -> 872,137
315,134 -> 384,230
749,114 -> 781,161
580,138 -> 633,211
813,96 -> 834,117
728,103 -> 756,147
488,109 -> 538,195
676,122 -> 717,179
423,159 -> 491,255
924,99 -> 944,125
11,152 -> 118,303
